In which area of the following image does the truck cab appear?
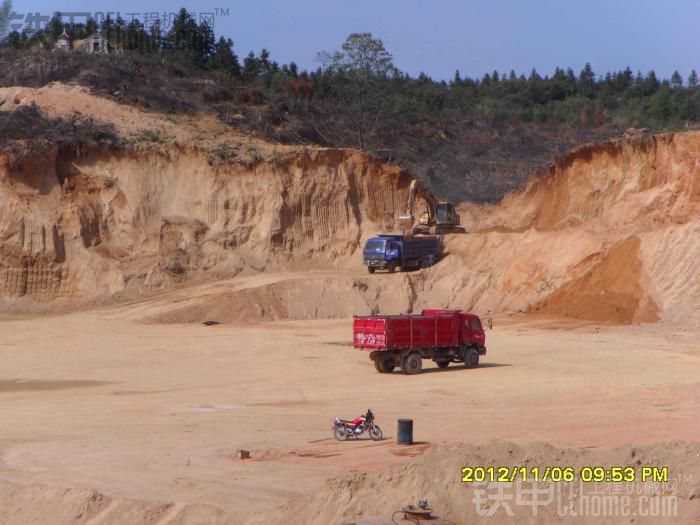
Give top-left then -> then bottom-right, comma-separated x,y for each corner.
421,309 -> 486,354
362,236 -> 401,273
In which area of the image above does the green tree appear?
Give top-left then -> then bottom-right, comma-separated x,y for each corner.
578,63 -> 596,97
647,86 -> 672,124
164,8 -> 197,56
85,17 -> 97,36
331,32 -> 395,77
688,70 -> 699,88
47,12 -> 65,38
643,71 -> 660,95
242,51 -> 260,78
211,37 -> 241,76
323,33 -> 397,150
671,70 -> 683,88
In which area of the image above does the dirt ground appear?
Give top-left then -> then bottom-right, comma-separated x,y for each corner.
1,275 -> 698,521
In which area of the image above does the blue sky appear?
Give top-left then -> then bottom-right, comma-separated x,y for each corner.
8,0 -> 700,81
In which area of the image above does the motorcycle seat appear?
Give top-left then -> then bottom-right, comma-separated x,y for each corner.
337,419 -> 355,424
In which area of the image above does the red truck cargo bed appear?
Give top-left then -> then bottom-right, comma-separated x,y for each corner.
353,313 -> 461,351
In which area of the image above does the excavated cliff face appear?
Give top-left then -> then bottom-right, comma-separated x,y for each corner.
0,144 -> 410,305
142,131 -> 700,327
1,81 -> 698,326
433,131 -> 700,325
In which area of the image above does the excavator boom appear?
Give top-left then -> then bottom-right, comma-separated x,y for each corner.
399,179 -> 465,235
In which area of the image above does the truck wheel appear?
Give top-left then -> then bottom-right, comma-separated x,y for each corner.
368,267 -> 375,274
388,263 -> 396,273
420,258 -> 430,269
401,351 -> 423,374
381,358 -> 396,373
436,360 -> 450,369
373,358 -> 395,373
464,348 -> 479,369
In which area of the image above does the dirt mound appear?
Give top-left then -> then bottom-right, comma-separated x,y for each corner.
256,441 -> 700,525
0,480 -> 231,525
3,441 -> 697,525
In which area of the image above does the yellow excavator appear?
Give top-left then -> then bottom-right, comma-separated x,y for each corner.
398,179 -> 466,235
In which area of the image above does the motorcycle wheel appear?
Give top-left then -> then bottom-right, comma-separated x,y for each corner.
333,426 -> 349,441
369,425 -> 383,441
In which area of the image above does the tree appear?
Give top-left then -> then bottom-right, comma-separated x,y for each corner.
688,70 -> 698,88
148,19 -> 162,53
331,33 -> 395,77
164,8 -> 197,53
671,70 -> 683,88
314,51 -> 332,72
85,17 -> 97,36
211,37 -> 240,76
242,51 -> 260,78
47,12 -> 65,38
579,63 -> 596,97
125,19 -> 145,51
643,70 -> 660,95
320,33 -> 397,150
194,21 -> 215,64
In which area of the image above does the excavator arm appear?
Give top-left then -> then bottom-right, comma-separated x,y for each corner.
398,178 -> 465,235
401,179 -> 437,227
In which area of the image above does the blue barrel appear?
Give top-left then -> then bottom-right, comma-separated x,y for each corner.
397,419 -> 413,444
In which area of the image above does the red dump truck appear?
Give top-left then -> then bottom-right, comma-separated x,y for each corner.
353,309 -> 487,374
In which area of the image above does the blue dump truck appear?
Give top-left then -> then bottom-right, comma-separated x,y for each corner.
362,235 -> 441,273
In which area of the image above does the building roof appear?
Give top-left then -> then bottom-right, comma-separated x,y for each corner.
58,31 -> 70,40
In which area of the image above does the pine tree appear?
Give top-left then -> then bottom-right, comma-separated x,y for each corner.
47,12 -> 64,38
671,70 -> 683,88
688,70 -> 699,88
578,63 -> 595,96
643,71 -> 660,95
243,51 -> 260,78
85,17 -> 97,36
211,37 -> 241,76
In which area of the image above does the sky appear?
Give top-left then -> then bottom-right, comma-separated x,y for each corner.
7,0 -> 700,81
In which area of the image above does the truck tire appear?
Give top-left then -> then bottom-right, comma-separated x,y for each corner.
464,348 -> 479,369
401,351 -> 423,374
368,267 -> 375,274
436,360 -> 450,369
388,262 -> 396,273
373,357 -> 395,373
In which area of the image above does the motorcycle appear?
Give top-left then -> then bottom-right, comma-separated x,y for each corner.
332,409 -> 383,441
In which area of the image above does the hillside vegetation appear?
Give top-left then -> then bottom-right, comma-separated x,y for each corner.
2,8 -> 700,201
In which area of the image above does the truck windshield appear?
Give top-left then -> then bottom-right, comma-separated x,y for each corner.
365,239 -> 387,253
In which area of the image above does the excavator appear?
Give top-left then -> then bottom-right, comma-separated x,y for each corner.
398,179 -> 466,235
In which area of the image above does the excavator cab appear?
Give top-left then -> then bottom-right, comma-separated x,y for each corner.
436,202 -> 460,226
